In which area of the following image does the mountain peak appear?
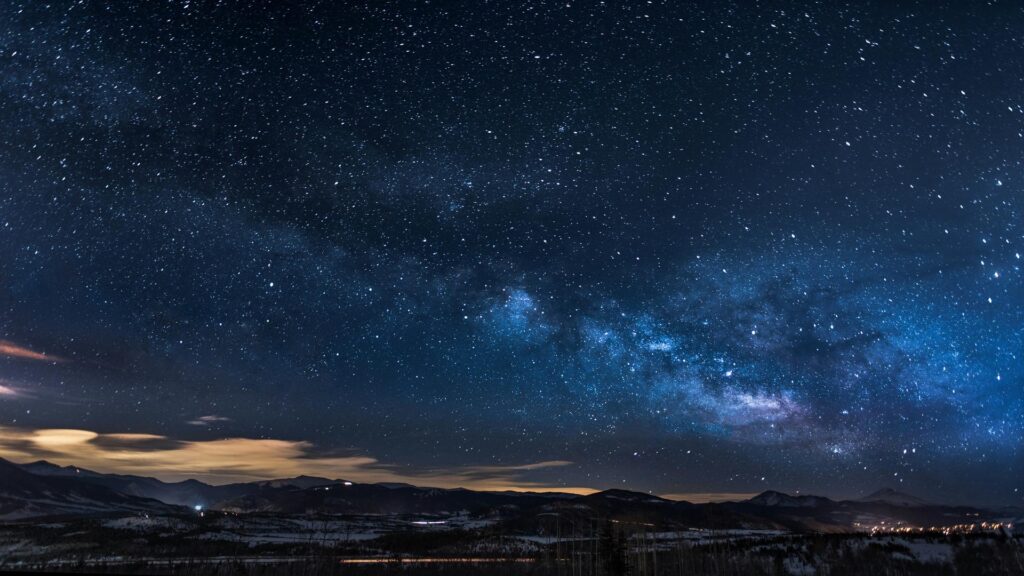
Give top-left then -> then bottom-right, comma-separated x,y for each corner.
588,489 -> 669,504
858,488 -> 929,507
18,459 -> 102,478
747,490 -> 831,507
25,459 -> 60,468
21,460 -> 69,472
254,476 -> 336,489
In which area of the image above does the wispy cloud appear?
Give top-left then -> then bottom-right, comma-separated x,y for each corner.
187,415 -> 231,426
0,426 -> 592,494
0,380 -> 34,400
0,340 -> 65,363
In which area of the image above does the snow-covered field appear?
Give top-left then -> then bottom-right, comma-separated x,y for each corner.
0,512 -> 1021,575
847,535 -> 956,564
0,510 -> 504,557
80,511 -> 497,548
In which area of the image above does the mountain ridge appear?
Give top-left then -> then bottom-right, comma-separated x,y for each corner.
3,457 -> 1018,533
0,458 -> 183,520
857,487 -> 931,507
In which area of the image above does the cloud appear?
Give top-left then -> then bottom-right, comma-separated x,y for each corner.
31,428 -> 98,447
474,460 -> 573,472
0,384 -> 19,398
187,415 -> 231,426
0,426 -> 592,494
0,340 -> 65,363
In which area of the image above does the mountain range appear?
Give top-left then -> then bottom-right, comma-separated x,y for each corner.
2,457 -> 1020,533
0,458 -> 180,520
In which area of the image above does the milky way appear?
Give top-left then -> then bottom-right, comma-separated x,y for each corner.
0,1 -> 1021,504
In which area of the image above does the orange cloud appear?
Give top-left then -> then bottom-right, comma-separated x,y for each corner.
0,340 -> 65,363
0,384 -> 18,397
0,426 -> 592,494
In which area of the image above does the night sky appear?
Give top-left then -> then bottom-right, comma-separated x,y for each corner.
0,1 -> 1022,505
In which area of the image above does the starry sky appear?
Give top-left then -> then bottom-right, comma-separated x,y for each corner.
0,1 -> 1022,505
